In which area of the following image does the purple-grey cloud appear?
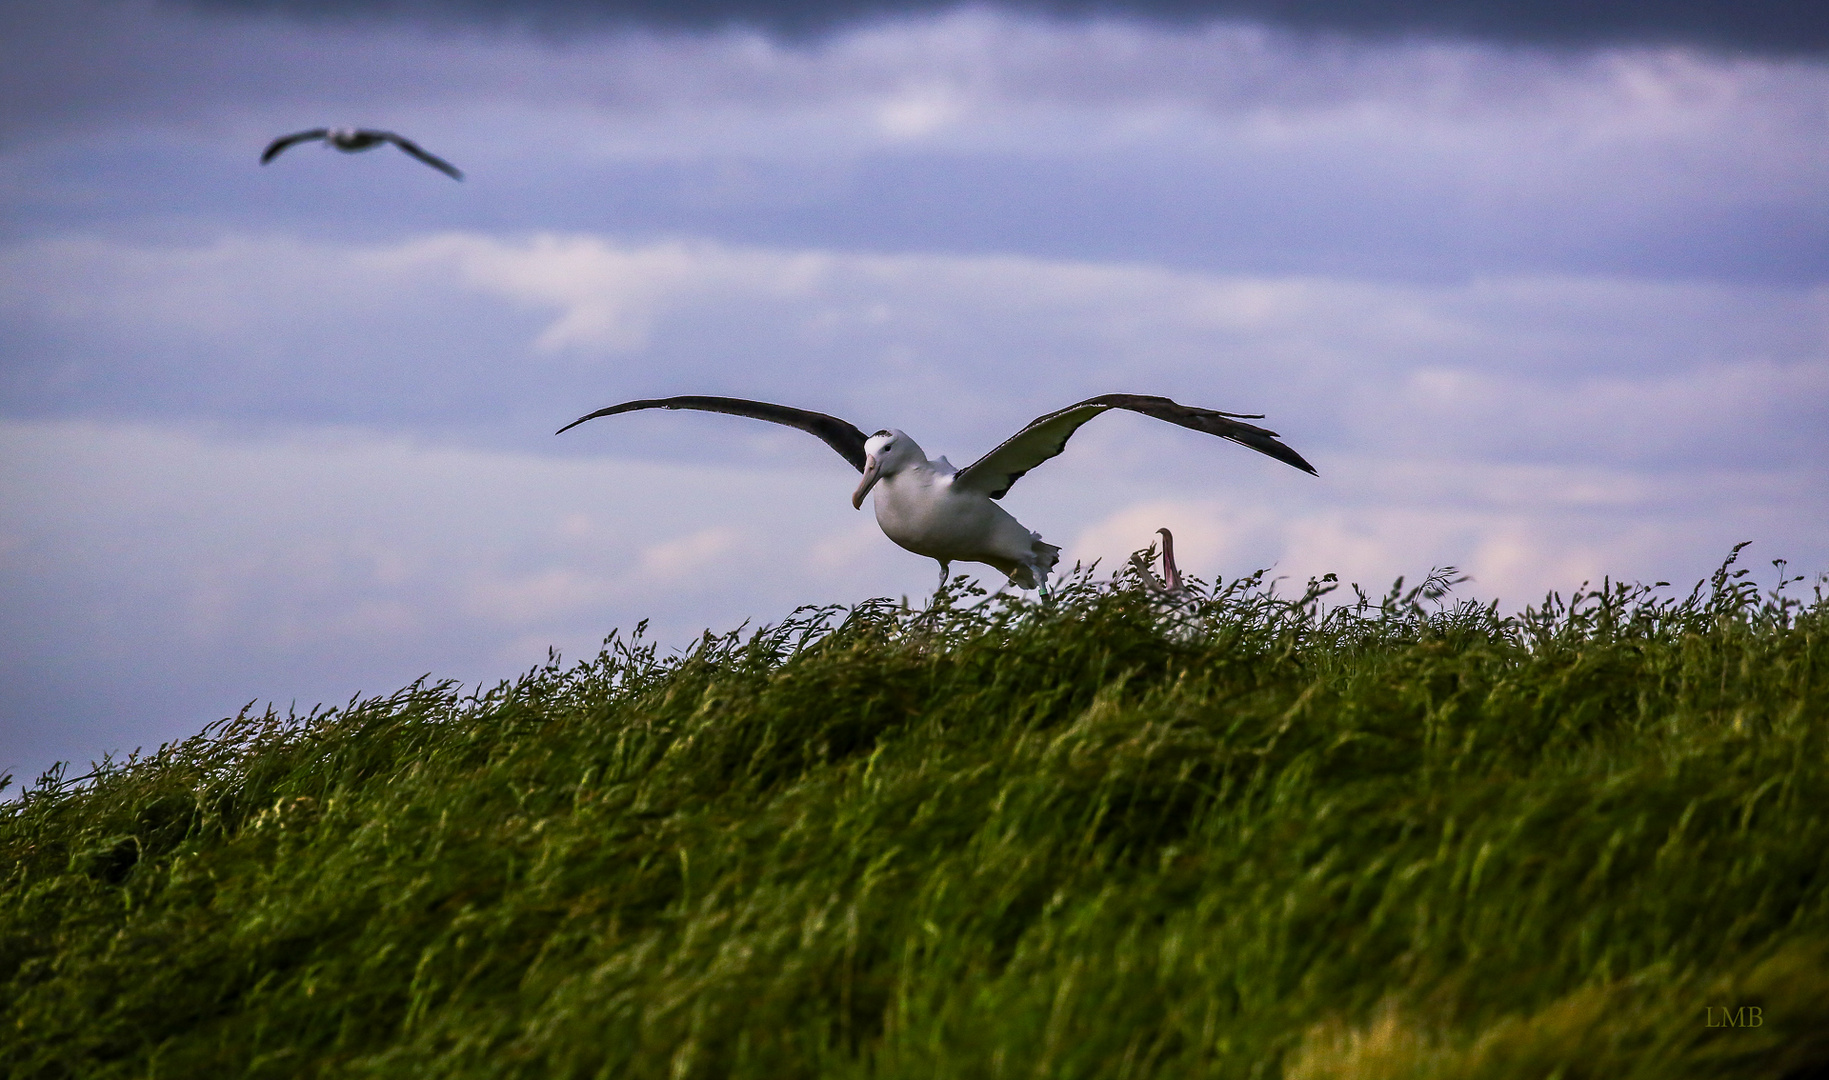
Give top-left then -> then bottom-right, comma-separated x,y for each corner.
175,0 -> 1829,54
5,10 -> 1828,284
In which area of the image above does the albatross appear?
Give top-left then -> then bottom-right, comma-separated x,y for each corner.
558,394 -> 1316,595
1158,527 -> 1186,596
1133,527 -> 1193,601
260,128 -> 463,180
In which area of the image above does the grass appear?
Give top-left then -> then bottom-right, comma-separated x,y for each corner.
3,544 -> 1826,1079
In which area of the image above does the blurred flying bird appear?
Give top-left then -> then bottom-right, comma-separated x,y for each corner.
557,394 -> 1316,595
260,128 -> 463,179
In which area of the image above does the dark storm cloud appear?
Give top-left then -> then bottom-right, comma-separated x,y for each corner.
179,0 -> 1829,54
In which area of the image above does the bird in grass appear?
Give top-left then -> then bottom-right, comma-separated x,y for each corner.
1133,526 -> 1194,600
260,128 -> 463,179
1157,527 -> 1185,594
1150,527 -> 1196,601
557,394 -> 1316,595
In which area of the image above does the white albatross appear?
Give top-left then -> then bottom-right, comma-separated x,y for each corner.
557,394 -> 1317,595
260,128 -> 463,179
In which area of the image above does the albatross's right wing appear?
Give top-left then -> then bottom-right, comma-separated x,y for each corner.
557,396 -> 871,473
260,129 -> 329,164
379,132 -> 464,180
954,393 -> 1317,499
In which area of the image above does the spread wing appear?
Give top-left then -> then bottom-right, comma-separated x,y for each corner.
953,393 -> 1317,499
557,396 -> 870,473
379,132 -> 463,179
260,129 -> 329,164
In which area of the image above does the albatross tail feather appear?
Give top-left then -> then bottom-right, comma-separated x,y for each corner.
1010,535 -> 1061,591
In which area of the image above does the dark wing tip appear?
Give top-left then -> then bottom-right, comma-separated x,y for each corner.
1097,393 -> 1319,475
557,398 -> 723,437
556,406 -> 622,435
386,134 -> 464,179
553,395 -> 871,472
423,155 -> 464,180
260,129 -> 325,164
1279,445 -> 1320,475
1220,423 -> 1318,475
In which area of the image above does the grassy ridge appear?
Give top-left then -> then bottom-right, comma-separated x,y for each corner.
3,547 -> 1826,1078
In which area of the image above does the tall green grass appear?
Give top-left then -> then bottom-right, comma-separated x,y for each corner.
4,545 -> 1826,1079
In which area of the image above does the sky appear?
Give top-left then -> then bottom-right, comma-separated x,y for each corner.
2,0 -> 1825,786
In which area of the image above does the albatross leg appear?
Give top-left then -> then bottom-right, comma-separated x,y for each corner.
1031,559 -> 1053,601
936,559 -> 952,594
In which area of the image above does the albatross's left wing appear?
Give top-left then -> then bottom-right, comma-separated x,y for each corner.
379,132 -> 464,179
557,395 -> 871,473
953,393 -> 1317,500
260,128 -> 329,164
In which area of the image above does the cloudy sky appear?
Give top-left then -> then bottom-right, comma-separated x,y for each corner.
2,0 -> 1825,785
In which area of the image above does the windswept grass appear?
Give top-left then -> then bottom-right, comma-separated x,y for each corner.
3,545 -> 1826,1079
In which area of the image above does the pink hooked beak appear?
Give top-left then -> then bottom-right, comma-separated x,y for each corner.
851,454 -> 882,509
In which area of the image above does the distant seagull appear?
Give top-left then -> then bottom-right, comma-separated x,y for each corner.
260,128 -> 463,179
558,394 -> 1316,595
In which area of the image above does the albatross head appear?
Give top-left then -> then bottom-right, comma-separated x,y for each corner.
852,428 -> 924,508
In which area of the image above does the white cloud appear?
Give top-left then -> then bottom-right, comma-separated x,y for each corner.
463,567 -> 620,624
5,231 -> 1824,473
1070,498 -> 1282,576
391,233 -> 834,354
638,525 -> 743,583
1063,457 -> 1826,606
873,81 -> 971,139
